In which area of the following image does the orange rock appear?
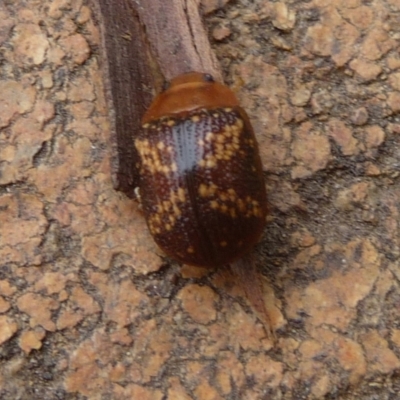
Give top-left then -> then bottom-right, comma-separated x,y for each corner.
291,122 -> 331,178
361,330 -> 400,374
245,354 -> 284,391
349,58 -> 382,81
333,337 -> 367,384
177,284 -> 218,324
364,125 -> 385,148
167,377 -> 192,400
0,296 -> 10,313
59,33 -> 90,65
12,23 -> 49,66
0,80 -> 36,129
19,328 -> 46,354
17,293 -> 59,331
0,316 -> 18,345
327,118 -> 359,156
215,351 -> 245,396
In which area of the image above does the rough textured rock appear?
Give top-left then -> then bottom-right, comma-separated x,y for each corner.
1,0 -> 400,399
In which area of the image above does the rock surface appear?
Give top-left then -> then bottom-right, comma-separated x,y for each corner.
1,0 -> 400,399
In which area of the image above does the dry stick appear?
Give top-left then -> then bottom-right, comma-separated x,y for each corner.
230,255 -> 275,340
94,0 -> 155,196
134,0 -> 222,81
95,0 -> 270,331
95,0 -> 223,195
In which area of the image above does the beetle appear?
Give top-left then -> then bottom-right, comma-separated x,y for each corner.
134,72 -> 267,268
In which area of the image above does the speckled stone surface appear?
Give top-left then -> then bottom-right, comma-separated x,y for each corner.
1,0 -> 400,399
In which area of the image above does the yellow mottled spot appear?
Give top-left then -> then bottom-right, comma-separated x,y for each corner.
173,205 -> 181,217
142,123 -> 150,129
187,246 -> 195,254
220,193 -> 228,201
220,241 -> 227,247
205,132 -> 213,141
225,124 -> 233,131
167,119 -> 175,127
178,188 -> 186,202
206,159 -> 216,168
135,138 -> 179,176
169,190 -> 177,203
210,200 -> 219,209
199,184 -> 208,197
215,143 -> 224,152
199,183 -> 219,198
137,139 -> 148,149
220,204 -> 228,213
192,115 -> 200,122
198,139 -> 205,146
165,224 -> 172,231
225,107 -> 232,112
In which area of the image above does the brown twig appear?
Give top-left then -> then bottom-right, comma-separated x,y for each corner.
94,0 -> 155,196
94,0 -> 222,196
230,254 -> 276,340
95,0 -> 272,332
134,0 -> 222,81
